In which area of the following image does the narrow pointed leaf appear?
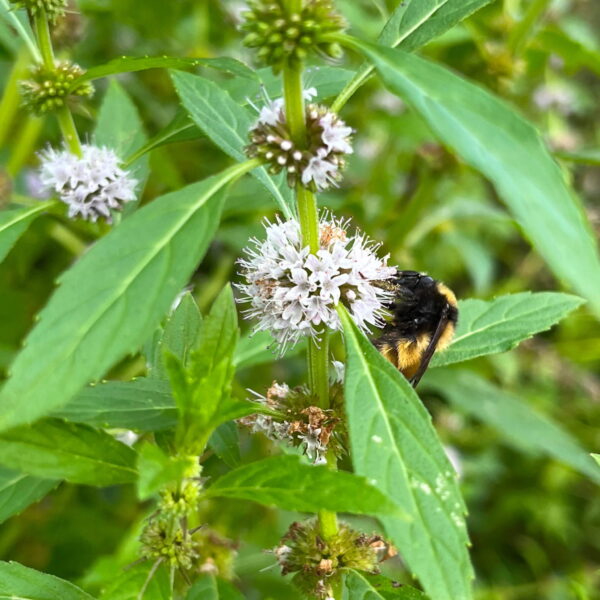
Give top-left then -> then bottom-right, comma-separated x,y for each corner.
0,467 -> 57,524
340,309 -> 472,600
71,55 -> 257,88
205,455 -> 406,518
0,561 -> 95,600
424,370 -> 600,484
0,162 -> 257,431
0,201 -> 55,264
171,70 -> 294,218
0,419 -> 137,486
432,292 -> 584,367
343,571 -> 427,599
352,40 -> 600,316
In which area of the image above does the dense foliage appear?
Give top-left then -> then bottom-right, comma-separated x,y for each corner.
0,0 -> 598,599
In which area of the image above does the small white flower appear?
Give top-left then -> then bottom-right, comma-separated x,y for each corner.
39,144 -> 137,223
301,148 -> 339,191
236,214 -> 396,352
331,360 -> 345,384
257,97 -> 285,126
320,111 -> 353,154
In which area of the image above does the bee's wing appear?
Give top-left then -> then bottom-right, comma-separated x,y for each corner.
409,303 -> 450,388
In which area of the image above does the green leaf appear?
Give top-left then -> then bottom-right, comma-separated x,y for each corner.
0,467 -> 57,524
592,454 -> 600,468
424,370 -> 600,484
0,201 -> 55,264
71,55 -> 257,88
332,0 -> 492,111
136,442 -> 194,500
431,292 -> 584,368
0,161 -> 257,431
95,80 -> 149,203
99,562 -> 170,600
205,454 -> 405,518
0,561 -> 95,600
208,422 -> 241,469
171,70 -> 294,218
154,292 -> 203,378
0,418 -> 137,486
340,309 -> 472,600
186,575 -> 244,600
536,27 -> 600,77
352,40 -> 600,316
54,379 -> 176,431
343,571 -> 427,599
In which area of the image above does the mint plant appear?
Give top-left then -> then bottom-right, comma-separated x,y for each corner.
0,1 -> 598,599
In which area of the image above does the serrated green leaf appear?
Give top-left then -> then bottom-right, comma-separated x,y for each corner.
153,292 -> 203,378
95,80 -> 149,207
0,418 -> 137,486
99,562 -> 170,600
186,576 -> 245,600
0,201 -> 55,264
205,454 -> 406,518
171,70 -> 294,218
351,40 -> 600,316
208,422 -> 241,469
333,0 -> 492,111
136,442 -> 193,500
0,161 -> 258,431
340,309 -> 472,600
0,467 -> 57,524
71,55 -> 257,88
54,379 -> 176,431
0,561 -> 95,600
424,370 -> 600,484
343,571 -> 427,599
431,292 -> 584,368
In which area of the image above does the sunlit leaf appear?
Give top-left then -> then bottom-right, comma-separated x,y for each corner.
0,561 -> 95,600
0,419 -> 137,486
432,292 -> 584,367
0,162 -> 257,431
205,454 -> 406,518
340,309 -> 473,600
171,70 -> 294,218
343,571 -> 427,599
352,40 -> 600,316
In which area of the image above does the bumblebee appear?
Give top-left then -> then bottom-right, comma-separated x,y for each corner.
374,270 -> 458,388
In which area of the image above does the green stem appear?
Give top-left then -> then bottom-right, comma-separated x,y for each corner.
0,0 -> 42,62
7,115 -> 43,175
56,106 -> 82,156
0,48 -> 29,150
507,0 -> 552,56
33,8 -> 54,70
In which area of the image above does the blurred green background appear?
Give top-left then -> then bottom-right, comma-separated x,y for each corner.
0,0 -> 598,598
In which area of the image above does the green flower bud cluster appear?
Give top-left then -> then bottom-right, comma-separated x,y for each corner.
140,516 -> 198,570
19,61 -> 94,116
246,101 -> 352,190
241,0 -> 346,72
159,479 -> 202,518
9,0 -> 67,23
275,519 -> 396,598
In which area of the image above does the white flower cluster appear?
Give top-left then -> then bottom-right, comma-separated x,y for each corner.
39,144 -> 137,223
247,88 -> 353,191
237,215 -> 396,351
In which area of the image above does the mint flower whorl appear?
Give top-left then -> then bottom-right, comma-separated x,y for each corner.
38,145 -> 137,223
246,91 -> 353,190
9,0 -> 66,22
241,0 -> 346,73
236,215 -> 396,352
20,61 -> 94,115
